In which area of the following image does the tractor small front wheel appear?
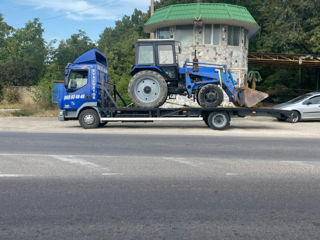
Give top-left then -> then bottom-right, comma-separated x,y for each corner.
197,84 -> 224,108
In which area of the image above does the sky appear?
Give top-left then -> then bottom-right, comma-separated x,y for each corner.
0,0 -> 151,44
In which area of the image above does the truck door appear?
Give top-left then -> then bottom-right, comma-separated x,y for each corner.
63,68 -> 91,110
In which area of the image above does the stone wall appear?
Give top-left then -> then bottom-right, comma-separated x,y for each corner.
156,24 -> 249,106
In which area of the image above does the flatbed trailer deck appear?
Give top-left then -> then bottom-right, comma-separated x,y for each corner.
61,106 -> 292,130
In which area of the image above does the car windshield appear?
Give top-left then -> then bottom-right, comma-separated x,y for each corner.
287,94 -> 312,103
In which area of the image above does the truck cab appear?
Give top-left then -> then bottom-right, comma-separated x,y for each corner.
54,49 -> 109,121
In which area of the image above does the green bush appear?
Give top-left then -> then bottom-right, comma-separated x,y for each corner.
3,86 -> 20,104
32,77 -> 55,109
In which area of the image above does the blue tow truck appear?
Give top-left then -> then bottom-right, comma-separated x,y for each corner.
53,46 -> 292,130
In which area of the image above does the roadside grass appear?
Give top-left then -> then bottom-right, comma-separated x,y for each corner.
0,102 -> 59,117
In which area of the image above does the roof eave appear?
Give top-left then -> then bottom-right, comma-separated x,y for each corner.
144,19 -> 260,39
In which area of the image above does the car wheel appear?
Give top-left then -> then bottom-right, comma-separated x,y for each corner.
287,110 -> 300,123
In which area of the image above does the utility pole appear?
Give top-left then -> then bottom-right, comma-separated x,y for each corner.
150,0 -> 155,39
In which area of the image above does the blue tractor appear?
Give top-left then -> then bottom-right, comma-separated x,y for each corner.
129,39 -> 268,108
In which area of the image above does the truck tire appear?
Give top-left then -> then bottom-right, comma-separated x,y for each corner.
79,109 -> 100,129
197,84 -> 223,108
129,70 -> 168,108
207,112 -> 230,130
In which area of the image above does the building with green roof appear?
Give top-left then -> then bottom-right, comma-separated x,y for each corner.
144,3 -> 260,97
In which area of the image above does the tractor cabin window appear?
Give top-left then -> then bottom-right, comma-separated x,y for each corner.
137,45 -> 155,65
158,45 -> 174,65
67,69 -> 88,91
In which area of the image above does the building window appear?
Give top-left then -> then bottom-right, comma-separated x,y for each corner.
176,25 -> 194,45
204,24 -> 211,44
158,27 -> 171,39
213,24 -> 220,45
137,45 -> 154,65
244,29 -> 248,47
228,26 -> 240,46
204,24 -> 220,45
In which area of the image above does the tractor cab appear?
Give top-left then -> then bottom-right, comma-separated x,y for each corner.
133,39 -> 180,81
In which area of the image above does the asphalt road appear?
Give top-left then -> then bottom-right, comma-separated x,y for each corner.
1,131 -> 320,240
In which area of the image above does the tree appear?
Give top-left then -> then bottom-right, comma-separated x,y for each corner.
0,18 -> 46,87
54,30 -> 96,70
98,9 -> 149,100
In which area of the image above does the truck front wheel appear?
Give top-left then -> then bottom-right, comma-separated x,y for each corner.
129,70 -> 168,108
79,109 -> 100,129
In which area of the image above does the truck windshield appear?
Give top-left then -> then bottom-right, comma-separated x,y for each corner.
67,69 -> 88,91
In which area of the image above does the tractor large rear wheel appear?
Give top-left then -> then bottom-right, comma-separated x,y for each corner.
197,84 -> 224,108
129,71 -> 168,108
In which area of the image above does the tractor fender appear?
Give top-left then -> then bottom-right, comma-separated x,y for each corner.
130,65 -> 163,76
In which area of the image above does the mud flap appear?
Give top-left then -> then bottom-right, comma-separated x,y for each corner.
236,88 -> 269,107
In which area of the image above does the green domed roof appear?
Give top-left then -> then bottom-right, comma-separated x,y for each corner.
145,3 -> 259,38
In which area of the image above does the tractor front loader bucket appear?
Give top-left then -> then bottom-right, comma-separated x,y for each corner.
236,88 -> 269,107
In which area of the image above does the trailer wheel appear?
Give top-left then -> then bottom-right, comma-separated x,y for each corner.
198,84 -> 223,108
286,110 -> 300,123
129,70 -> 168,108
207,112 -> 230,130
79,109 -> 100,129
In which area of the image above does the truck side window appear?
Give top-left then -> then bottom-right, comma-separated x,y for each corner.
137,45 -> 154,65
68,70 -> 88,90
158,45 -> 174,65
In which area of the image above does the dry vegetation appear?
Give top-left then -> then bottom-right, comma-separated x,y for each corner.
0,86 -> 59,117
0,102 -> 59,117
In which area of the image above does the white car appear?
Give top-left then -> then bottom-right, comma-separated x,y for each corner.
273,92 -> 320,122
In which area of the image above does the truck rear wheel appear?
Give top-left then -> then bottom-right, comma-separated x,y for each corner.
129,70 -> 168,108
197,84 -> 223,108
79,109 -> 100,129
207,112 -> 230,130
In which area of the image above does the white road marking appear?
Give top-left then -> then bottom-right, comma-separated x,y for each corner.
226,172 -> 239,176
280,161 -> 314,167
102,173 -> 123,176
162,157 -> 200,167
49,155 -> 100,168
0,153 -> 117,158
0,174 -> 34,178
